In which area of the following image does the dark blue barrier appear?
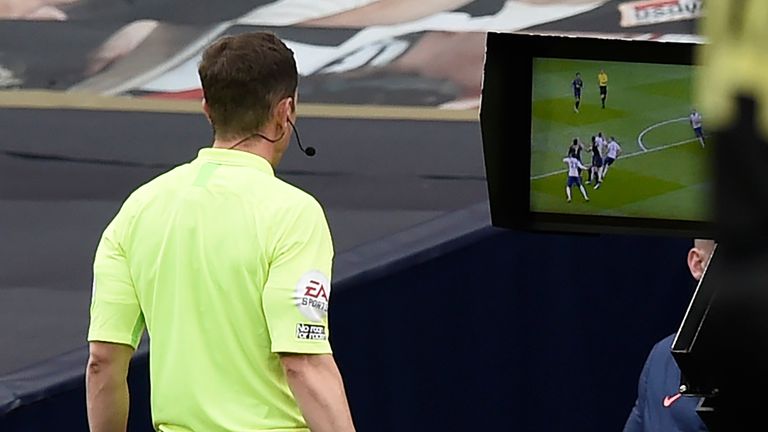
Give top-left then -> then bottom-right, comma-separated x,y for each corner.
0,346 -> 151,431
0,203 -> 693,431
331,227 -> 693,431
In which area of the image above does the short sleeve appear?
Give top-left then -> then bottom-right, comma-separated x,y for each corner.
87,209 -> 145,349
262,198 -> 334,354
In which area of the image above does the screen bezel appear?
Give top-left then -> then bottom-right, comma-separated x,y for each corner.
481,32 -> 713,237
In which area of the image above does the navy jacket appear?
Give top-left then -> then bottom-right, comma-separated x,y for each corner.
624,334 -> 708,432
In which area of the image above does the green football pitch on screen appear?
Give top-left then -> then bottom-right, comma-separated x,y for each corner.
530,58 -> 711,222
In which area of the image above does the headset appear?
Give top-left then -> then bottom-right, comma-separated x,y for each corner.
227,98 -> 316,157
226,120 -> 315,157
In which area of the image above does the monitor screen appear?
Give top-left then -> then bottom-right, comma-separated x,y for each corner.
481,33 -> 713,237
530,58 -> 710,222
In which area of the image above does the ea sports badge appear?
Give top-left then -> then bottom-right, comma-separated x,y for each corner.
294,271 -> 331,322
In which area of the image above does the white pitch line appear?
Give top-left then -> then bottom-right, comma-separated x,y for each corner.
531,168 -> 568,180
627,137 -> 698,157
531,138 -> 698,180
637,117 -> 688,152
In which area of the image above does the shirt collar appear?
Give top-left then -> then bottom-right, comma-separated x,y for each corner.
195,148 -> 274,176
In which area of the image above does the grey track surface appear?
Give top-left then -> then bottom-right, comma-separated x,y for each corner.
0,108 -> 487,375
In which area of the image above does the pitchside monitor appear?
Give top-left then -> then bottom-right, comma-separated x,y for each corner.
481,33 -> 713,237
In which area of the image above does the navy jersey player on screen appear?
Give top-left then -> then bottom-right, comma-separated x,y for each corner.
586,135 -> 603,189
568,138 -> 584,162
568,138 -> 585,181
572,72 -> 584,113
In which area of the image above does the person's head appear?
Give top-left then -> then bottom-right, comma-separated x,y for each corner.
610,136 -> 616,141
572,138 -> 578,146
591,135 -> 596,144
688,239 -> 715,281
576,72 -> 581,78
199,32 -> 298,163
600,69 -> 605,74
598,132 -> 603,138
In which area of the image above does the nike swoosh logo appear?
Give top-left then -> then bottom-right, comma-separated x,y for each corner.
663,393 -> 682,407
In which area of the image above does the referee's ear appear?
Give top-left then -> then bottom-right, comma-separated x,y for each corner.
275,96 -> 294,129
202,98 -> 212,125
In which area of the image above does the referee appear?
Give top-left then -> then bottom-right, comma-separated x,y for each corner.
86,32 -> 355,432
598,68 -> 608,109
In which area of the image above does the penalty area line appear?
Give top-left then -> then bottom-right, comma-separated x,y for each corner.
637,117 -> 688,152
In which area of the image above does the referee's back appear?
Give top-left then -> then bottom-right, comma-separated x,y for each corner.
89,147 -> 334,431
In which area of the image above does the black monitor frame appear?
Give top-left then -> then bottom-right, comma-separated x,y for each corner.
481,32 -> 713,237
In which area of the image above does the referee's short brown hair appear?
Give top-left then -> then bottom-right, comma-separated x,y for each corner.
199,32 -> 298,140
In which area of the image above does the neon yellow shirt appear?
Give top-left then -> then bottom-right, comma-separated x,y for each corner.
598,72 -> 608,86
88,148 -> 334,431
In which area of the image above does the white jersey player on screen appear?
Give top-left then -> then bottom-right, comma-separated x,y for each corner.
600,137 -> 622,179
690,109 -> 705,148
563,156 -> 590,203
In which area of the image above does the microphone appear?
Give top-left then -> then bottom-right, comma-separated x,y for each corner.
226,120 -> 316,157
290,120 -> 315,157
301,145 -> 316,157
